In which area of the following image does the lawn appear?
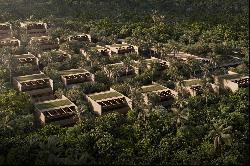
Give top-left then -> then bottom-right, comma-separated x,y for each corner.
15,73 -> 49,82
142,84 -> 166,93
60,69 -> 88,76
89,91 -> 123,101
35,99 -> 73,110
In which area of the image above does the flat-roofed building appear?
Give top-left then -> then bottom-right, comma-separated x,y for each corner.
13,73 -> 54,103
59,69 -> 94,87
20,22 -> 47,37
141,83 -> 177,106
80,45 -> 110,60
0,23 -> 12,39
38,49 -> 71,62
85,88 -> 132,115
133,57 -> 170,74
68,34 -> 91,42
29,36 -> 59,52
34,95 -> 78,127
12,53 -> 39,74
0,38 -> 20,48
168,51 -> 210,63
213,71 -> 249,92
181,79 -> 219,96
104,62 -> 137,81
106,43 -> 139,55
139,47 -> 159,57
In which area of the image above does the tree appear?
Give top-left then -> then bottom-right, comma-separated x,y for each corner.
208,123 -> 233,152
170,107 -> 189,129
35,135 -> 64,165
122,56 -> 132,77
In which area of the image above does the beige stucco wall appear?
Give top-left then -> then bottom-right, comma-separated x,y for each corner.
85,94 -> 102,115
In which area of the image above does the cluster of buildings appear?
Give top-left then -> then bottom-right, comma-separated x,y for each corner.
81,43 -> 139,58
1,21 -> 249,127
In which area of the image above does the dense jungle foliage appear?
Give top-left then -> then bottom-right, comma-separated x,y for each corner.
0,0 -> 249,165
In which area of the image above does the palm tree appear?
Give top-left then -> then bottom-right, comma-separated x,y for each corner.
88,50 -> 99,67
0,115 -> 13,133
176,76 -> 187,98
7,53 -> 14,83
201,77 -> 212,104
153,42 -> 164,59
201,63 -> 211,79
168,59 -> 180,81
168,40 -> 180,57
208,52 -> 220,71
36,135 -> 63,164
147,92 -> 161,110
208,124 -> 233,152
123,57 -> 132,77
186,57 -> 201,78
162,43 -> 173,61
128,84 -> 146,110
170,107 -> 189,129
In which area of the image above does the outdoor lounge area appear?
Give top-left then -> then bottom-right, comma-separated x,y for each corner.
34,95 -> 78,127
59,68 -> 94,86
0,23 -> 12,39
29,36 -> 59,51
214,71 -> 249,92
85,88 -> 132,115
20,21 -> 47,37
141,84 -> 177,106
13,73 -> 54,102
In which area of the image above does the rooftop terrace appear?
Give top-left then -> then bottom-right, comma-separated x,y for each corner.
14,54 -> 35,59
218,73 -> 245,80
142,84 -> 167,93
183,79 -> 203,87
35,99 -> 73,110
89,91 -> 123,101
15,73 -> 49,82
60,69 -> 89,76
109,44 -> 131,47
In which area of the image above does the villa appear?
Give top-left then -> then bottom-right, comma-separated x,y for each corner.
141,83 -> 177,106
133,57 -> 170,74
12,73 -> 54,103
34,95 -> 78,127
80,45 -> 110,60
38,49 -> 71,62
0,38 -> 20,48
104,62 -> 137,81
180,78 -> 219,96
20,21 -> 47,37
12,53 -> 39,74
106,43 -> 139,55
0,23 -> 12,39
85,88 -> 132,115
213,71 -> 249,92
59,68 -> 94,87
29,36 -> 59,52
168,51 -> 210,63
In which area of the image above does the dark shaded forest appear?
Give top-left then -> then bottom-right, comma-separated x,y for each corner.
0,0 -> 249,165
